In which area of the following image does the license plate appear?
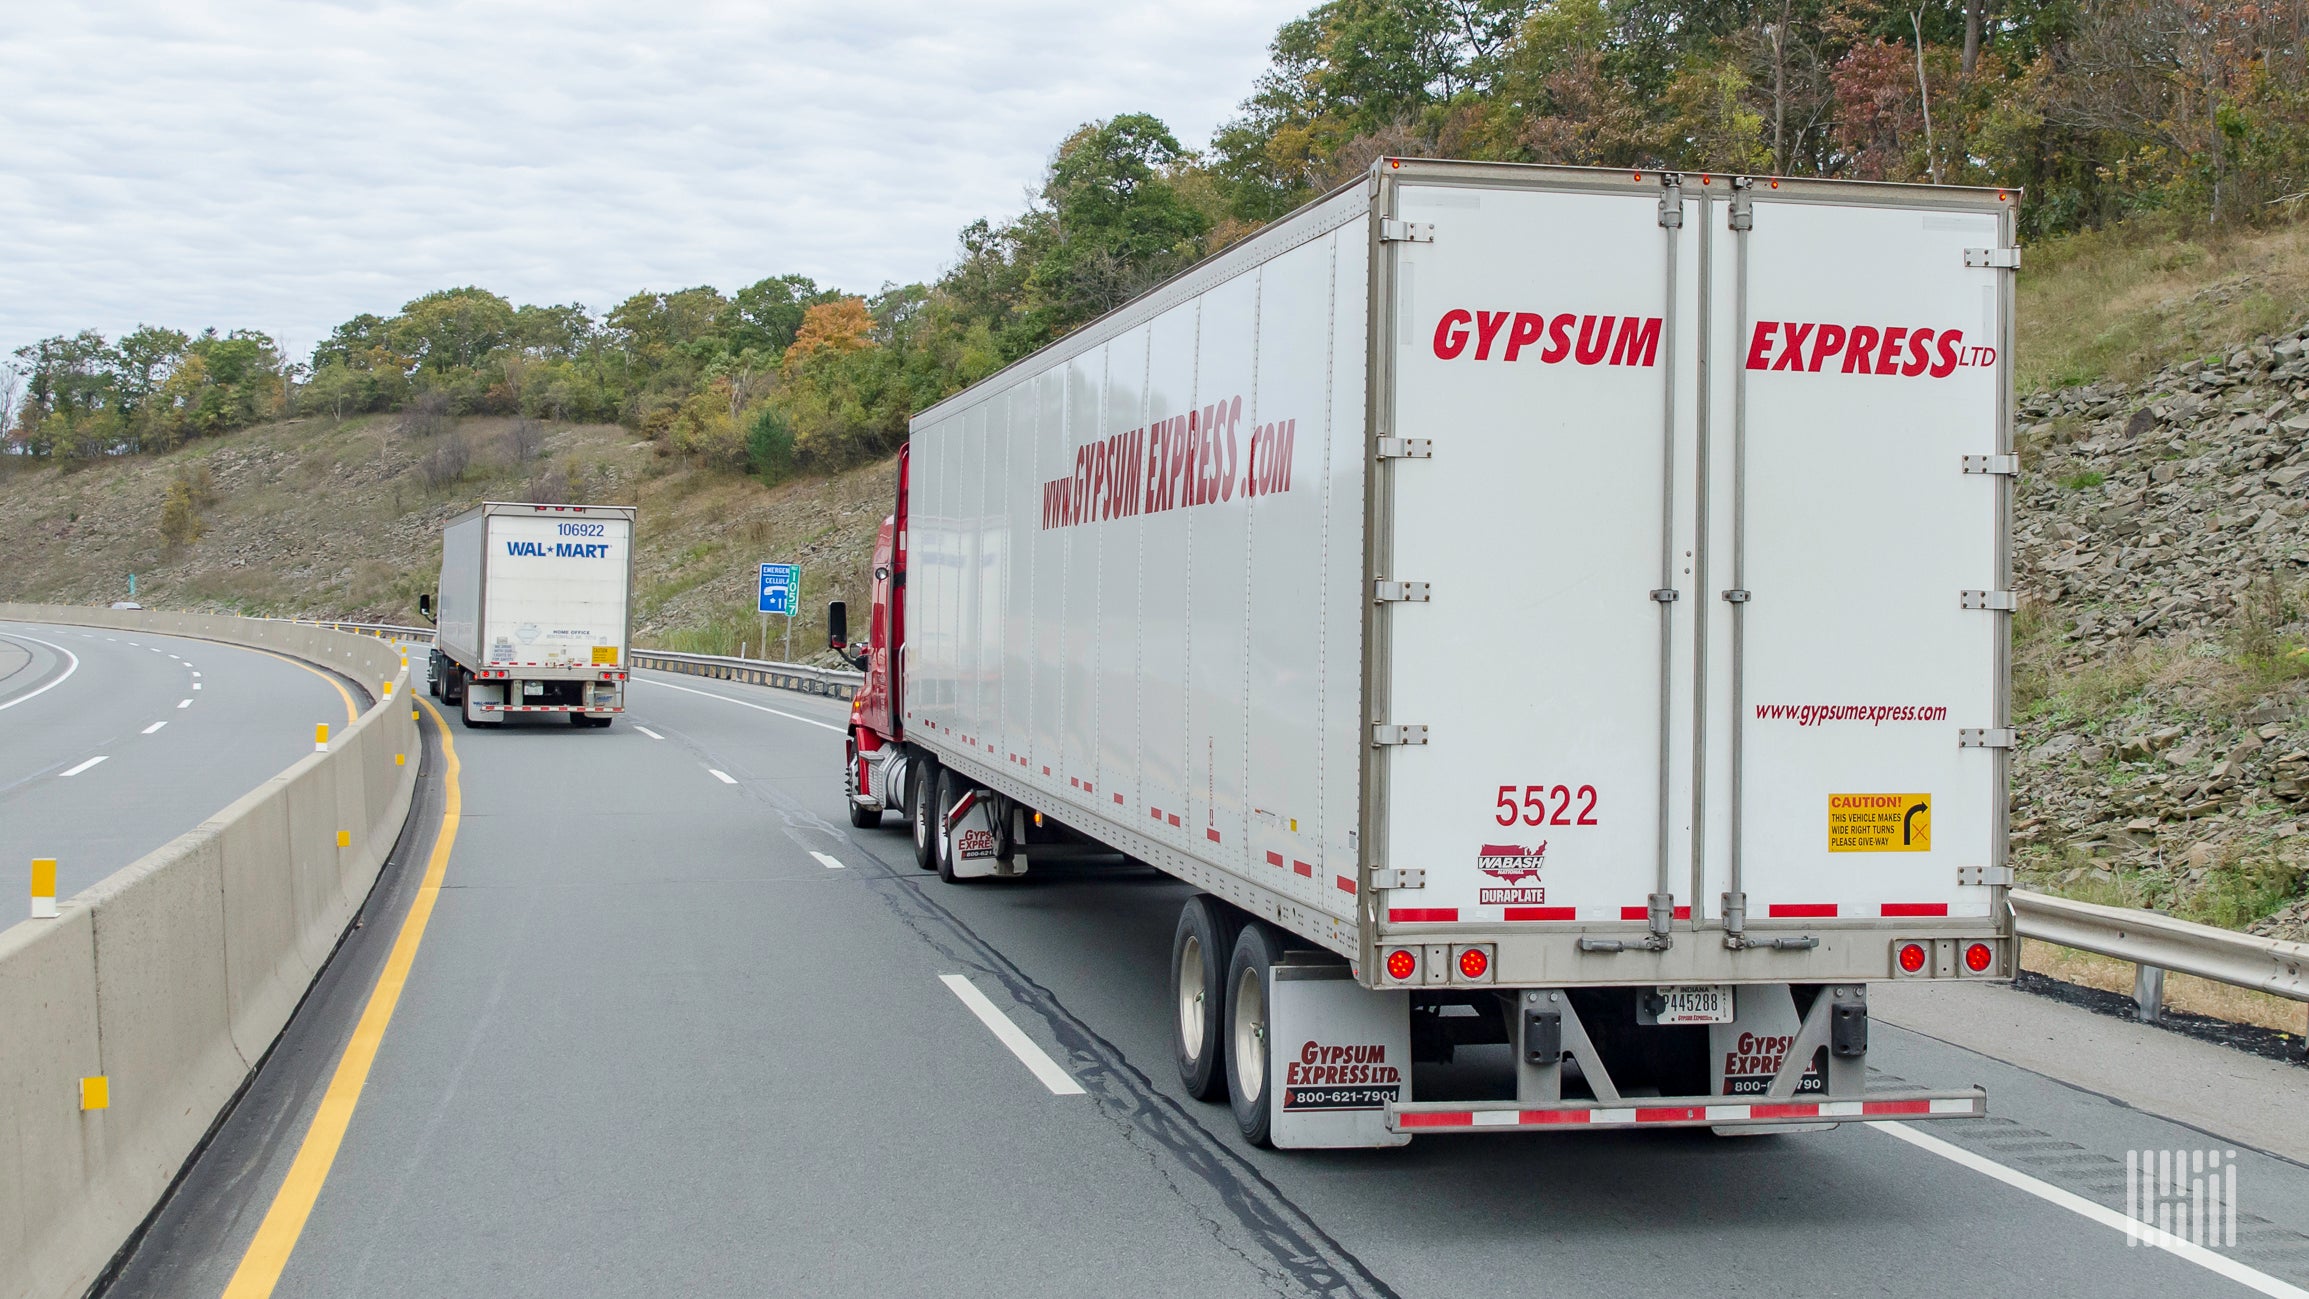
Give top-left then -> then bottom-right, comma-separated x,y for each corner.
1655,985 -> 1734,1024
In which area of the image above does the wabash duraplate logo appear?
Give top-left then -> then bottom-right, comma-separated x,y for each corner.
1477,842 -> 1547,905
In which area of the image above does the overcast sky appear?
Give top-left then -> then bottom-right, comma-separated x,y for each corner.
0,0 -> 1303,367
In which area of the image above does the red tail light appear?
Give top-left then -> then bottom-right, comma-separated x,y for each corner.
1964,942 -> 1993,973
1457,947 -> 1489,980
1897,942 -> 1928,973
1384,948 -> 1418,981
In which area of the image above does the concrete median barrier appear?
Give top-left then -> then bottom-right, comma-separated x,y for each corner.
0,605 -> 420,1299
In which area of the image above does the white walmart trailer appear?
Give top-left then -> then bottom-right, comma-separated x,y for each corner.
425,501 -> 635,729
848,159 -> 2016,1147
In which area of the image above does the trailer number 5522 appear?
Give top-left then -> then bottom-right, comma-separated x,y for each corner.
1494,785 -> 1598,827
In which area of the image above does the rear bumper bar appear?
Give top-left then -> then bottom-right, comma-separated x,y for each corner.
473,703 -> 625,714
1390,1087 -> 1984,1133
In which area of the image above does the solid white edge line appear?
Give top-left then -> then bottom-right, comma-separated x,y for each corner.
1868,1122 -> 2309,1299
59,755 -> 108,777
0,633 -> 80,712
810,851 -> 845,869
634,726 -> 664,740
142,721 -> 166,734
937,974 -> 1085,1096
708,768 -> 738,784
629,675 -> 844,732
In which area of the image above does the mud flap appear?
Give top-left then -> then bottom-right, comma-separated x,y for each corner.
1709,984 -> 1832,1135
945,789 -> 1027,879
1269,960 -> 1411,1149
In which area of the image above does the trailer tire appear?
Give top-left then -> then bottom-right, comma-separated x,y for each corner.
1225,922 -> 1283,1147
933,767 -> 980,885
908,757 -> 941,871
1172,897 -> 1245,1102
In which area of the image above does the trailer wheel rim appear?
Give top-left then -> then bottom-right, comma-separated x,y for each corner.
1232,962 -> 1265,1104
1178,935 -> 1206,1059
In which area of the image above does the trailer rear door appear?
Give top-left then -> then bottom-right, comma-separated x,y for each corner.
1380,175 -> 1701,928
480,510 -> 633,670
1705,190 -> 2012,925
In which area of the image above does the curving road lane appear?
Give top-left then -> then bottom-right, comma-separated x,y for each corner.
102,668 -> 2309,1299
0,621 -> 367,901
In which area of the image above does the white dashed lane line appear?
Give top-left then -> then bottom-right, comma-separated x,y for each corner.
708,769 -> 738,785
59,756 -> 107,778
178,699 -> 193,709
635,726 -> 664,740
937,974 -> 1085,1096
630,676 -> 844,733
810,852 -> 845,870
142,721 -> 167,735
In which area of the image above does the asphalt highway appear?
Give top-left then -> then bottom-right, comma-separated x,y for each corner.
0,622 -> 364,901
102,668 -> 2309,1299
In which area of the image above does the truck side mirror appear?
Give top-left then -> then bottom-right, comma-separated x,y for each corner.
827,600 -> 848,650
418,593 -> 434,623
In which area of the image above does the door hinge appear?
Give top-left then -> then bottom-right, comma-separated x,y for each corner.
1657,172 -> 1684,229
1375,580 -> 1430,603
1965,247 -> 2022,270
1958,865 -> 2015,887
1377,437 -> 1432,459
1960,590 -> 2017,612
1371,867 -> 1426,890
1373,723 -> 1429,746
1380,219 -> 1434,244
1962,453 -> 2019,476
1959,727 -> 2016,749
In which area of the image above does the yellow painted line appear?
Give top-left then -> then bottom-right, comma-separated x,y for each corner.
219,697 -> 459,1299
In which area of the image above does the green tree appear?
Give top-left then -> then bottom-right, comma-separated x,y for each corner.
159,477 -> 204,549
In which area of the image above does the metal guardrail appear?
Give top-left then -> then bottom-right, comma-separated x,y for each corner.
627,648 -> 864,700
2010,888 -> 2309,1023
282,619 -> 437,643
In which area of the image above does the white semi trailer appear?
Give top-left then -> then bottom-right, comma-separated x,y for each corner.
839,159 -> 2016,1147
423,501 -> 635,729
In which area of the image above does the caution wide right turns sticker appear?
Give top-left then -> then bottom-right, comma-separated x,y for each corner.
1828,793 -> 1931,852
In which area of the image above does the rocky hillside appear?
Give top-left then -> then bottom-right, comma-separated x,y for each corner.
0,412 -> 898,661
2011,332 -> 2309,941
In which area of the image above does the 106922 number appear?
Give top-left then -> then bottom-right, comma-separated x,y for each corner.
1494,784 -> 1598,827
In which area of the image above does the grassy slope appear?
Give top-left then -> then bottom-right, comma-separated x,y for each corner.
2018,215 -> 2309,392
0,413 -> 898,659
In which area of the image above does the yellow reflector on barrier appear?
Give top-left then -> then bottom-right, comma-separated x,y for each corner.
30,857 -> 56,897
336,830 -> 351,848
395,753 -> 406,766
315,723 -> 330,752
81,1076 -> 108,1111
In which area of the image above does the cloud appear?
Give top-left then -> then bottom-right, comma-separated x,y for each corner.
0,0 -> 1300,363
